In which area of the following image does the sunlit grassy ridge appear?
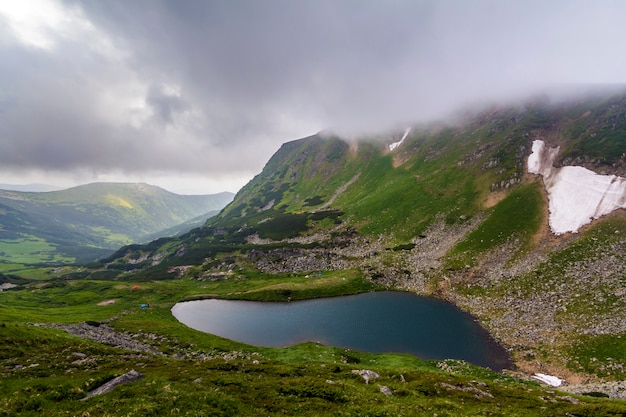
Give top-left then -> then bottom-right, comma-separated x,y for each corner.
0,183 -> 233,263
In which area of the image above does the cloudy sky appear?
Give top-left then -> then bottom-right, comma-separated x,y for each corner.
1,0 -> 625,194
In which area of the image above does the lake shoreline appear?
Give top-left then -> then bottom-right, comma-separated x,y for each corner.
172,290 -> 514,372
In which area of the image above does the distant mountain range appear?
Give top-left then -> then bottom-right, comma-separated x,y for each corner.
0,183 -> 233,264
0,183 -> 64,192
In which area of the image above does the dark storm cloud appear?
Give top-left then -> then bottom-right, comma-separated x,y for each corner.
70,0 -> 626,130
2,0 -> 626,192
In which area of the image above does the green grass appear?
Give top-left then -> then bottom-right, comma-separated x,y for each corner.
0,270 -> 373,324
221,270 -> 379,302
0,184 -> 232,265
453,210 -> 626,379
1,269 -> 626,415
0,262 -> 53,279
1,326 -> 624,416
562,94 -> 626,167
4,95 -> 626,414
0,236 -> 74,264
567,333 -> 626,379
446,183 -> 545,269
2,301 -> 625,416
335,149 -> 480,242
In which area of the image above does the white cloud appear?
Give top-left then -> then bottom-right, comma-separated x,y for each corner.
2,1 -> 626,195
0,0 -> 65,49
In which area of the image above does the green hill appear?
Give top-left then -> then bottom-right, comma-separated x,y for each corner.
0,183 -> 233,263
93,90 -> 626,383
2,90 -> 626,415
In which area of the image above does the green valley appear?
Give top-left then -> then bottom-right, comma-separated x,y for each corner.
0,183 -> 233,264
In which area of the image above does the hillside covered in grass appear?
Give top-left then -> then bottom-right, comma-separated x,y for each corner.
2,90 -> 626,414
85,91 -> 626,382
0,183 -> 233,264
2,275 -> 626,416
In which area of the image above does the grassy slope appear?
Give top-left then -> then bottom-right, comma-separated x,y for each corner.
3,93 -> 626,414
559,92 -> 626,170
217,135 -> 356,221
0,184 -> 233,264
208,99 -> 557,250
446,182 -> 545,268
84,95 -> 626,378
83,95 -> 626,381
450,210 -> 626,381
2,276 -> 625,416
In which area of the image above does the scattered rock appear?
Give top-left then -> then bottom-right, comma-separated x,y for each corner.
437,382 -> 494,399
562,380 -> 626,399
352,369 -> 380,384
0,283 -> 18,292
40,323 -> 163,355
80,370 -> 144,401
379,385 -> 392,396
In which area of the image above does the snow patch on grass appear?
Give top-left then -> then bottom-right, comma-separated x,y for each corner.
389,128 -> 411,151
528,140 -> 626,235
532,373 -> 563,387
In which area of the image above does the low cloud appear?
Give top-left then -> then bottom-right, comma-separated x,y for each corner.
1,0 -> 625,193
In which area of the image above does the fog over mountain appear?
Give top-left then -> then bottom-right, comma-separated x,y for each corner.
1,0 -> 625,193
0,183 -> 63,192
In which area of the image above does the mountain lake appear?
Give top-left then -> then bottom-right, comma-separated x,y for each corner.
172,291 -> 513,371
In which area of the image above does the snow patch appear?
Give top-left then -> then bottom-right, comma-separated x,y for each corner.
528,140 -> 626,235
532,373 -> 563,387
389,128 -> 411,151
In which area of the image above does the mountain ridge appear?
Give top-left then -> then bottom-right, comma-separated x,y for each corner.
0,182 -> 234,263
0,183 -> 64,192
2,91 -> 626,414
90,90 -> 626,385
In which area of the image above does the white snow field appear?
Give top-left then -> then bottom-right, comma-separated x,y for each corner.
528,140 -> 626,235
532,373 -> 563,387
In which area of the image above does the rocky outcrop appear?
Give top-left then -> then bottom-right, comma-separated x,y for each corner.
40,322 -> 163,356
562,380 -> 626,399
80,370 -> 144,401
352,369 -> 380,384
38,321 -> 262,364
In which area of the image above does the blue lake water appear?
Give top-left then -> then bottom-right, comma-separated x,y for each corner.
171,291 -> 513,371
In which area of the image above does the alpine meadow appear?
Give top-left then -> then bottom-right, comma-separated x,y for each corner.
2,90 -> 626,416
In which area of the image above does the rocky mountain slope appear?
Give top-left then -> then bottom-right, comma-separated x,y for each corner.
0,183 -> 233,263
86,90 -> 626,387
